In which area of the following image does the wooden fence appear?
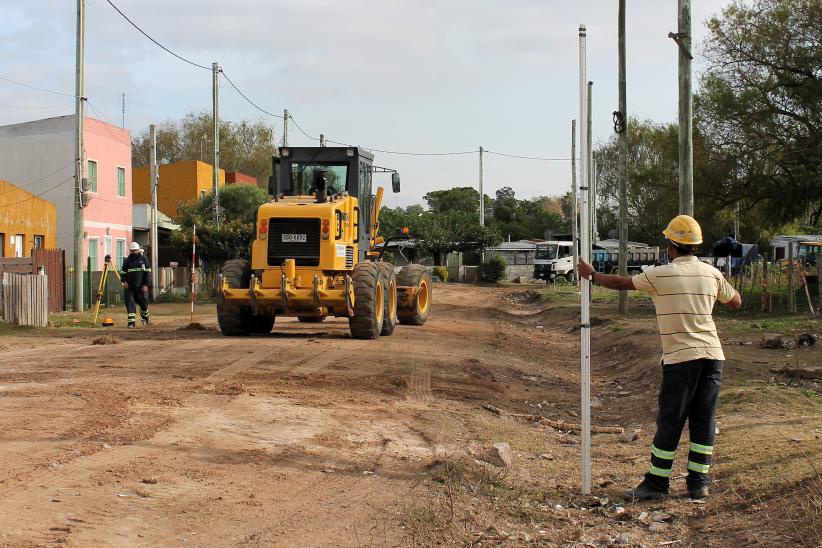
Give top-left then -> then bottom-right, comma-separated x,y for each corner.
1,272 -> 49,327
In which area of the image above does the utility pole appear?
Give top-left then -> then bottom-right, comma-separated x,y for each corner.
571,120 -> 579,284
578,23 -> 592,496
73,0 -> 85,312
149,124 -> 159,302
734,201 -> 740,241
283,109 -> 289,146
586,81 -> 594,261
121,92 -> 126,128
591,157 -> 598,243
677,0 -> 694,215
212,62 -> 220,225
479,146 -> 485,227
617,0 -> 629,315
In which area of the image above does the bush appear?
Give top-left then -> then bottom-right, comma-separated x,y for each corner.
480,255 -> 507,283
431,266 -> 449,283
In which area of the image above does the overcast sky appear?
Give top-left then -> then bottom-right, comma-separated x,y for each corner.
0,0 -> 729,208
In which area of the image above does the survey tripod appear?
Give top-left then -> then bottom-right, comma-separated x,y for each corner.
92,254 -> 121,326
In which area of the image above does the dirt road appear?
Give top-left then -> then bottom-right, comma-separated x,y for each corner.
0,284 -> 819,547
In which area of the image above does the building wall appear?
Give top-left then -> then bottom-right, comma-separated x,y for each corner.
226,171 -> 257,185
0,115 -> 132,269
0,179 -> 57,257
133,160 -> 225,220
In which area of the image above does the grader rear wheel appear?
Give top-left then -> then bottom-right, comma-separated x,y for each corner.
217,259 -> 253,336
397,264 -> 432,326
349,262 -> 385,339
377,262 -> 398,336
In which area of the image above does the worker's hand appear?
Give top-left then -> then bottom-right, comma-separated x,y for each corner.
578,258 -> 594,280
122,282 -> 128,289
141,285 -> 149,293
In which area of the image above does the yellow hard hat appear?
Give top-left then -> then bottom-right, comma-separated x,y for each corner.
662,214 -> 703,246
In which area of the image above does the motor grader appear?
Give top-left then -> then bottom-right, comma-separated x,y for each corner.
216,146 -> 432,339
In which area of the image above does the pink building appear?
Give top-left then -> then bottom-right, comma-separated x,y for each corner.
0,115 -> 133,270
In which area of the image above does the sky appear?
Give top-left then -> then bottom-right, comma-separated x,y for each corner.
0,0 -> 729,209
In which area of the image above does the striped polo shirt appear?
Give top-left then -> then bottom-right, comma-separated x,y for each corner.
632,256 -> 736,364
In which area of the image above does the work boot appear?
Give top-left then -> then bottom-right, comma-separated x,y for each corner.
688,486 -> 709,499
128,323 -> 136,329
623,481 -> 668,502
141,317 -> 150,326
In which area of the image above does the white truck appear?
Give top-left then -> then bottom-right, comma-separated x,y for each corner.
533,241 -> 576,283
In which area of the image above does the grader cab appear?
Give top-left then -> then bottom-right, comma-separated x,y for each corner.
216,146 -> 432,339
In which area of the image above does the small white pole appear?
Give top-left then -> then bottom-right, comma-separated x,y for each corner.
578,23 -> 592,496
190,224 -> 196,322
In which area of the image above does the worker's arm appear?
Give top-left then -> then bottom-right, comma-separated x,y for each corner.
717,275 -> 742,310
578,258 -> 635,291
724,289 -> 742,310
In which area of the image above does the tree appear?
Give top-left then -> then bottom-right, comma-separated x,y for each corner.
132,111 -> 277,187
412,211 -> 501,266
171,184 -> 268,266
424,187 -> 482,214
699,0 -> 822,228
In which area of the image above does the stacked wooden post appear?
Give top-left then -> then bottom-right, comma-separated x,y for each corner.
1,272 -> 49,327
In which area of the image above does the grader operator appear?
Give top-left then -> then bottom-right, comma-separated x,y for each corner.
216,146 -> 432,339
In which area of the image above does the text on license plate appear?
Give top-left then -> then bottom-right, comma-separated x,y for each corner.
281,233 -> 307,243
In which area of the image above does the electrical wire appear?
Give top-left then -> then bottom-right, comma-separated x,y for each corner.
0,175 -> 75,208
105,0 -> 210,71
220,71 -> 283,119
485,150 -> 571,161
0,164 -> 75,197
288,115 -> 317,141
326,138 -> 475,156
0,74 -> 76,97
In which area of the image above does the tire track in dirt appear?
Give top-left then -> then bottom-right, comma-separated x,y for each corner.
406,368 -> 433,402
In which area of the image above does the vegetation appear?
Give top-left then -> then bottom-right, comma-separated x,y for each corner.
480,256 -> 507,283
431,266 -> 449,283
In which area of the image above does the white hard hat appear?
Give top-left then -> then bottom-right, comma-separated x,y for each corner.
129,242 -> 141,251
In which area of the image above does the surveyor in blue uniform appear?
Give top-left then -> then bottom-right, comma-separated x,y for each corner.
120,242 -> 152,328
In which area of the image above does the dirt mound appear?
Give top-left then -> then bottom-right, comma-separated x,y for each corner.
503,290 -> 544,305
178,322 -> 214,331
91,336 -> 120,345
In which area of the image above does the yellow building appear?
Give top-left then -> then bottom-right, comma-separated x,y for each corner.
0,179 -> 57,257
133,160 -> 225,220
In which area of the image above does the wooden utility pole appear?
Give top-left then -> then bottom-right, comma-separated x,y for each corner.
617,0 -> 628,314
677,0 -> 694,215
149,124 -> 159,302
571,120 -> 579,283
73,0 -> 86,312
586,81 -> 594,261
212,62 -> 220,225
283,109 -> 289,146
788,243 -> 796,313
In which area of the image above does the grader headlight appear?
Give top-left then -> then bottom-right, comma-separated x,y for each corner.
321,218 -> 331,240
259,218 -> 268,240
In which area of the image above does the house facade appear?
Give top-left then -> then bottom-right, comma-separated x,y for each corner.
133,160 -> 225,220
0,178 -> 57,257
0,116 -> 132,270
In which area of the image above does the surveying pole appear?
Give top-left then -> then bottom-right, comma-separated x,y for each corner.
617,0 -> 629,314
479,146 -> 485,227
586,81 -> 594,261
677,0 -> 694,215
578,23 -> 592,495
571,121 -> 579,284
149,124 -> 159,301
73,0 -> 86,312
283,109 -> 289,146
212,62 -> 220,225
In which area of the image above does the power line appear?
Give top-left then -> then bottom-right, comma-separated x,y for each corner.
289,115 -> 318,141
105,0 -> 210,71
0,175 -> 75,208
220,71 -> 283,119
326,138 -> 475,156
0,164 -> 74,197
0,74 -> 76,97
485,150 -> 571,161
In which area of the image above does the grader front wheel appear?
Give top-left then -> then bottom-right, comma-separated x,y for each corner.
217,259 -> 253,336
397,264 -> 432,326
377,262 -> 398,336
349,262 -> 385,339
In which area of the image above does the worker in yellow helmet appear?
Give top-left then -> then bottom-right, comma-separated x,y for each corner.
578,215 -> 741,501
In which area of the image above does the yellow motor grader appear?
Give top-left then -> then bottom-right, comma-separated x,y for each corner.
216,146 -> 432,338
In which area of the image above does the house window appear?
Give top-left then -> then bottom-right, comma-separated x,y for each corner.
12,234 -> 24,257
116,239 -> 126,270
87,160 -> 98,192
34,235 -> 44,249
117,166 -> 126,197
0,233 -> 4,256
88,238 -> 99,271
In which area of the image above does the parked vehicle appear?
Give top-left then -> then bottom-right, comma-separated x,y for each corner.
591,245 -> 660,275
533,241 -> 575,283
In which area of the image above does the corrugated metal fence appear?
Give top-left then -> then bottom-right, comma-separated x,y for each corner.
1,272 -> 49,327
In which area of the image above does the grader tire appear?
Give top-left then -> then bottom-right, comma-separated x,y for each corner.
298,315 -> 326,323
250,314 -> 275,334
349,262 -> 385,339
217,259 -> 252,336
397,264 -> 432,326
377,262 -> 398,336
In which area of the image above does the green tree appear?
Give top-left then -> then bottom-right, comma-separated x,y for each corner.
699,0 -> 822,228
171,184 -> 268,265
132,111 -> 277,187
412,211 -> 501,266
